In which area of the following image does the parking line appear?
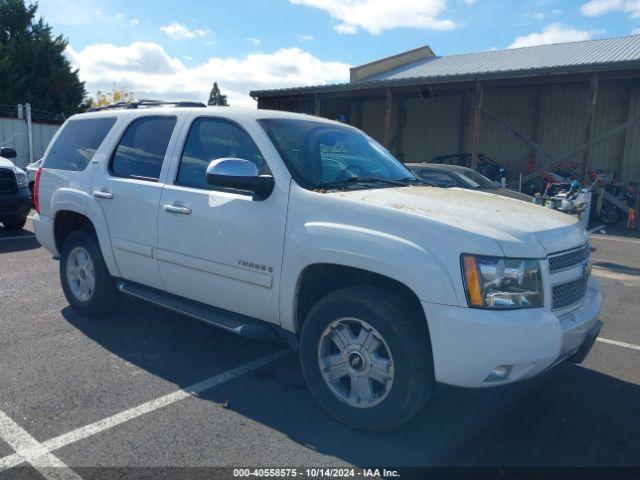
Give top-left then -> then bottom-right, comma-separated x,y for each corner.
597,337 -> 640,352
0,349 -> 291,472
0,411 -> 83,480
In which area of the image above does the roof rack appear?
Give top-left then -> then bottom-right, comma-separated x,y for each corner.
87,99 -> 207,112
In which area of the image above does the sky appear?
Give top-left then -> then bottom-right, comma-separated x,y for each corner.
36,0 -> 638,108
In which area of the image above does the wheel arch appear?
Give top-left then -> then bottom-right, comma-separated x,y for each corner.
292,263 -> 430,341
52,203 -> 120,277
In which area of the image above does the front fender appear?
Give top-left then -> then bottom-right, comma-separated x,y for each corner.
279,221 -> 459,332
50,189 -> 121,278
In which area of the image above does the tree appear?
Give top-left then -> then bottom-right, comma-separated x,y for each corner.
207,82 -> 229,106
89,85 -> 136,108
0,0 -> 86,116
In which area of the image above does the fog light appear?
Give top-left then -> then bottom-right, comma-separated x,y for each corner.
484,365 -> 513,383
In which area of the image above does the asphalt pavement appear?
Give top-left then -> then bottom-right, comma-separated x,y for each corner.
0,217 -> 638,477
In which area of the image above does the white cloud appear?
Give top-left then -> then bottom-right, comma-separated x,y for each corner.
633,27 -> 640,33
625,0 -> 640,18
160,22 -> 210,40
246,37 -> 262,46
66,42 -> 350,108
299,34 -> 315,40
580,0 -> 640,17
464,0 -> 478,4
130,18 -> 140,27
289,0 -> 456,34
581,0 -> 623,16
532,12 -> 545,20
508,23 -> 592,48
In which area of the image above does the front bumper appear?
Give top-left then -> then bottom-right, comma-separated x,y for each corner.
422,277 -> 601,388
0,187 -> 32,219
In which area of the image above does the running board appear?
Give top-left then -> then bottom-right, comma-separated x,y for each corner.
116,281 -> 279,340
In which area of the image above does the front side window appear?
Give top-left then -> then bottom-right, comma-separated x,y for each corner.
45,117 -> 116,171
110,116 -> 177,181
176,117 -> 267,190
259,118 -> 415,189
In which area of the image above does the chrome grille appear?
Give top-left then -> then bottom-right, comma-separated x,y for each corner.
552,277 -> 588,310
548,244 -> 590,272
0,168 -> 17,195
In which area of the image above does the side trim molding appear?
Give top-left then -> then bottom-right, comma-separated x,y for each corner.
156,248 -> 273,288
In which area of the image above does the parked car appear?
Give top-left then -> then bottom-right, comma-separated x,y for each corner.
407,163 -> 533,203
429,153 -> 506,182
33,104 -> 602,430
0,147 -> 31,230
26,158 -> 42,199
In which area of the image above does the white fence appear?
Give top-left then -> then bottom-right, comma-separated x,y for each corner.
0,104 -> 62,169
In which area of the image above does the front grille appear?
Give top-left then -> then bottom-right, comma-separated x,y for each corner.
552,276 -> 588,310
0,168 -> 17,195
548,244 -> 590,272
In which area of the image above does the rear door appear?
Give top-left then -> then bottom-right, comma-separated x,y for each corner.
92,115 -> 182,289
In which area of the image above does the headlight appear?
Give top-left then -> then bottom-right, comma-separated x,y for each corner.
461,254 -> 543,309
16,172 -> 28,189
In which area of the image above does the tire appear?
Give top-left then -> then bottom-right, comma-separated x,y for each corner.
599,203 -> 622,225
1,216 -> 27,231
59,230 -> 117,317
299,286 -> 434,431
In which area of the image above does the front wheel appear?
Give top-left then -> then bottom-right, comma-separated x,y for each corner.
299,286 -> 434,431
59,230 -> 117,317
599,203 -> 622,225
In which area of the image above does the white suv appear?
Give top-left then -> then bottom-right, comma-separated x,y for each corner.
33,102 -> 602,430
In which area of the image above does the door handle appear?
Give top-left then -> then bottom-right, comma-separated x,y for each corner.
93,190 -> 113,199
164,204 -> 192,215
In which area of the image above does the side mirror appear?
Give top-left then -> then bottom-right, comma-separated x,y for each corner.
0,147 -> 17,159
206,158 -> 274,200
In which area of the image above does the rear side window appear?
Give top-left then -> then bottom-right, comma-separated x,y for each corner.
45,117 -> 116,171
110,116 -> 177,181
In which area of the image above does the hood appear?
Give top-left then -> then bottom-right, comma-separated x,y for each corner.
331,186 -> 587,258
493,188 -> 534,203
0,156 -> 15,170
0,157 -> 25,175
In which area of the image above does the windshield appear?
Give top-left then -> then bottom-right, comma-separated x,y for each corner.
259,118 -> 417,189
454,169 -> 498,189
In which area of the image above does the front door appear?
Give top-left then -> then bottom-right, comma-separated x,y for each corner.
157,116 -> 288,324
92,115 -> 180,289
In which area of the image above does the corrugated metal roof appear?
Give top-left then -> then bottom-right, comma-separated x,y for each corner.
251,35 -> 640,97
366,35 -> 640,82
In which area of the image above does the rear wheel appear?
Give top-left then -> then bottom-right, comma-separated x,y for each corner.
60,230 -> 116,317
299,286 -> 434,431
1,216 -> 27,231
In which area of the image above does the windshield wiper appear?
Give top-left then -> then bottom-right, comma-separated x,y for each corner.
397,176 -> 442,187
317,177 -> 407,189
399,177 -> 430,185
